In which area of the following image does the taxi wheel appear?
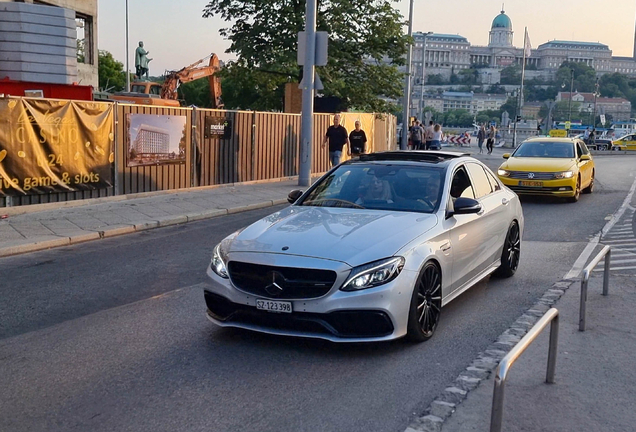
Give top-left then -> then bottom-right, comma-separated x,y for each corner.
583,171 -> 595,194
567,176 -> 581,203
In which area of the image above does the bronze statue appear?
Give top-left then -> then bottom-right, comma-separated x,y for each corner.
135,41 -> 152,79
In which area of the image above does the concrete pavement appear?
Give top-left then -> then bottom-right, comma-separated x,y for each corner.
433,273 -> 636,432
0,178 -> 303,258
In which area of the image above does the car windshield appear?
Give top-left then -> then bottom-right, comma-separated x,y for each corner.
299,164 -> 444,213
513,141 -> 574,158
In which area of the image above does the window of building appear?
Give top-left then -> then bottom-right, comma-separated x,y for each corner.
76,13 -> 94,65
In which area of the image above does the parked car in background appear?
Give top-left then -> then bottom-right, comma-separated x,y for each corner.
204,151 -> 524,343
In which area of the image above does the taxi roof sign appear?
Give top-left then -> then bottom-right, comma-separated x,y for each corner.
549,129 -> 567,137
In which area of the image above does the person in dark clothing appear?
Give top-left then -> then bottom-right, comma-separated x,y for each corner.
322,114 -> 349,167
349,121 -> 367,157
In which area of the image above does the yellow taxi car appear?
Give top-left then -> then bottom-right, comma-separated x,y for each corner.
611,134 -> 636,151
497,138 -> 595,202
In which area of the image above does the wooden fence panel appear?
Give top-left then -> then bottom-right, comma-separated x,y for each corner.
195,109 -> 254,186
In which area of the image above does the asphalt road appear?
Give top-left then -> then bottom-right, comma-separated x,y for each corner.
1,152 -> 634,432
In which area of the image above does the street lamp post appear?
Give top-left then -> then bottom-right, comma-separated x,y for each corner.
568,68 -> 574,124
400,0 -> 415,150
592,78 -> 599,129
125,0 -> 130,92
419,32 -> 433,120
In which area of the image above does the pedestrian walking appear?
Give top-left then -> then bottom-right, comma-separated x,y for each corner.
584,127 -> 591,145
486,125 -> 496,154
349,120 -> 367,157
322,114 -> 349,167
430,124 -> 444,150
410,121 -> 425,150
425,121 -> 435,150
477,125 -> 486,154
590,128 -> 596,146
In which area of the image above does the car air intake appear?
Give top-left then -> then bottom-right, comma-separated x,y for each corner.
227,262 -> 337,299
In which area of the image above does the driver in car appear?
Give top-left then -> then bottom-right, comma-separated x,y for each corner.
357,176 -> 393,205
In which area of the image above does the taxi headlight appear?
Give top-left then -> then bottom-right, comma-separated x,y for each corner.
554,171 -> 574,179
498,169 -> 511,177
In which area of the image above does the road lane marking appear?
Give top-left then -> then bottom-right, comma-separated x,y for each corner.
598,258 -> 636,265
565,176 -> 636,280
602,239 -> 636,244
594,266 -> 636,272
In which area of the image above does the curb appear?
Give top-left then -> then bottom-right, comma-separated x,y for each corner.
403,279 -> 577,432
0,199 -> 288,258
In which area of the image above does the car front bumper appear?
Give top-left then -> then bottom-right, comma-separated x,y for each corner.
499,177 -> 576,197
204,262 -> 419,343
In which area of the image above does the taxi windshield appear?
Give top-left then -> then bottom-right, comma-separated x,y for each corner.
513,142 -> 574,158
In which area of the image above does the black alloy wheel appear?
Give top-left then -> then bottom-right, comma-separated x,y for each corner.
568,176 -> 581,203
583,171 -> 595,194
494,221 -> 521,278
407,262 -> 442,342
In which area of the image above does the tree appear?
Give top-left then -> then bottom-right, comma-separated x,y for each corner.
202,0 -> 409,112
98,50 -> 126,92
500,65 -> 521,85
179,79 -> 212,107
556,61 -> 597,93
426,74 -> 446,85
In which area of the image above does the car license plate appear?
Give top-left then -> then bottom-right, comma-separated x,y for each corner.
519,181 -> 543,187
256,299 -> 292,313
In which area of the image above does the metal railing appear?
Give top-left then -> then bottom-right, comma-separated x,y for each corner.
490,308 -> 560,432
579,245 -> 611,331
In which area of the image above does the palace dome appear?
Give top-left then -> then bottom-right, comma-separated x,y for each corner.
492,11 -> 512,30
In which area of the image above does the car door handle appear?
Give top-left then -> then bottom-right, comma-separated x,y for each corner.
441,242 -> 452,252
502,198 -> 510,206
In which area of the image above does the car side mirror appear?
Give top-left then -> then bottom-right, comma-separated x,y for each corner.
580,154 -> 591,161
502,153 -> 510,159
288,189 -> 304,204
453,197 -> 482,216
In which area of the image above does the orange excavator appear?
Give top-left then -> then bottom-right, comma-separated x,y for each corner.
109,53 -> 223,108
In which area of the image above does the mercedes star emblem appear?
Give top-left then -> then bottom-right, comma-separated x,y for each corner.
264,271 -> 285,296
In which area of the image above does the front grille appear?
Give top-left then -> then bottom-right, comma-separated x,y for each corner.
227,261 -> 337,299
204,291 -> 394,338
510,186 -> 573,194
508,171 -> 557,180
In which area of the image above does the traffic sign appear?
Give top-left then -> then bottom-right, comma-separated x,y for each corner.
600,114 -> 606,126
565,121 -> 571,130
298,31 -> 328,66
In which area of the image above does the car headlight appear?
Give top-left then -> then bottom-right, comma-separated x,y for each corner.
498,169 -> 511,177
554,171 -> 574,179
211,243 -> 229,279
341,257 -> 405,291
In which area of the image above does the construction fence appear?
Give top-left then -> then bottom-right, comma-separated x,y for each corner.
0,97 -> 397,207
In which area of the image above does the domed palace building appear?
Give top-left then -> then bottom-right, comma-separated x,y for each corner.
411,7 -> 636,85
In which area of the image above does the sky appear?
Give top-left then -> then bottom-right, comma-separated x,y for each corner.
98,0 -> 636,75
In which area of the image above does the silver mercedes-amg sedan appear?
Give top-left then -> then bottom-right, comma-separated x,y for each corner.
204,151 -> 524,343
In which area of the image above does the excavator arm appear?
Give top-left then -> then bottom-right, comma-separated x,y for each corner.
161,53 -> 223,108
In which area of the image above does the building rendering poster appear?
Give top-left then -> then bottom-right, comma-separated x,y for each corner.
127,114 -> 187,167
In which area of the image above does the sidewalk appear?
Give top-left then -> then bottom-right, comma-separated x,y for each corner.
0,179 -> 302,258
438,274 -> 636,432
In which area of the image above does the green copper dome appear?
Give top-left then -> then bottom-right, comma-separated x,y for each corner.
492,11 -> 512,29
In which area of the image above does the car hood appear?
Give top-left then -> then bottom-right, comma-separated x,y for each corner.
225,206 -> 439,266
502,157 -> 576,172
